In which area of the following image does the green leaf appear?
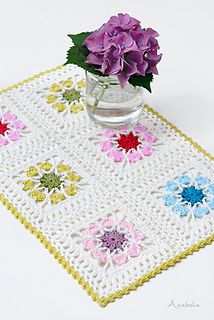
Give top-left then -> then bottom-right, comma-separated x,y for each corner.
128,74 -> 153,93
66,31 -> 106,76
65,46 -> 103,76
68,32 -> 92,48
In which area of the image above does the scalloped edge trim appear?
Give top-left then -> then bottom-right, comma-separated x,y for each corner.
0,66 -> 214,307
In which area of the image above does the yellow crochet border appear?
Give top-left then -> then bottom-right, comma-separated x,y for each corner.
1,65 -> 214,307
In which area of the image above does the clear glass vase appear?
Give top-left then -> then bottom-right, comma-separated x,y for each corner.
85,71 -> 144,127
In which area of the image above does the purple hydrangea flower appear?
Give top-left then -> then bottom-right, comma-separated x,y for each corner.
83,13 -> 162,88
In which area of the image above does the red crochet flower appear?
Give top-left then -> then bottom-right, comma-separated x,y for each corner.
101,124 -> 157,163
0,112 -> 26,146
0,122 -> 9,135
117,131 -> 140,152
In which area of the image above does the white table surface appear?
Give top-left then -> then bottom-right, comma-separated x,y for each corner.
1,0 -> 214,319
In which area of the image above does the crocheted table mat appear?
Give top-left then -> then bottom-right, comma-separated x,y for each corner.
1,65 -> 214,307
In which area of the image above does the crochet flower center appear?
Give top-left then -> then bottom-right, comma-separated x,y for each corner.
62,89 -> 81,103
0,122 -> 9,135
101,230 -> 127,252
179,186 -> 205,206
39,172 -> 62,192
117,132 -> 140,152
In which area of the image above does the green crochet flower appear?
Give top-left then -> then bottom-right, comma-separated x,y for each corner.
39,172 -> 62,192
62,89 -> 81,103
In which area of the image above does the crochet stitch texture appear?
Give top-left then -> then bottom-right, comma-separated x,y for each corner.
0,64 -> 214,307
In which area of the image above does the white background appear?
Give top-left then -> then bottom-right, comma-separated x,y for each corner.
0,0 -> 214,319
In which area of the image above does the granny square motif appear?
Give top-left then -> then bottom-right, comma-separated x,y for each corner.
1,64 -> 214,307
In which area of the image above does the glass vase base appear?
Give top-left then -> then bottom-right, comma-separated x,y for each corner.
86,104 -> 144,128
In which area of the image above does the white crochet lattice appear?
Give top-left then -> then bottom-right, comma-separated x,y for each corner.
1,64 -> 214,302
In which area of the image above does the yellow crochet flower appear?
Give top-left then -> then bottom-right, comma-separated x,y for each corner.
46,94 -> 57,103
25,167 -> 39,177
50,193 -> 65,204
60,80 -> 73,88
77,80 -> 86,89
66,172 -> 81,182
22,180 -> 35,191
38,161 -> 52,171
49,84 -> 61,93
31,190 -> 46,202
57,164 -> 71,172
65,184 -> 77,196
21,162 -> 81,205
70,104 -> 84,113
45,78 -> 85,114
53,102 -> 66,112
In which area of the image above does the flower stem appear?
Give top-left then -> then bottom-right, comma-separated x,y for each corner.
92,84 -> 107,114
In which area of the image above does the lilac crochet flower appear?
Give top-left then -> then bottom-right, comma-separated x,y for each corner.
83,13 -> 162,87
82,217 -> 146,267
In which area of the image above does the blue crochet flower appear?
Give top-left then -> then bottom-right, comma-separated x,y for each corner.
163,175 -> 214,218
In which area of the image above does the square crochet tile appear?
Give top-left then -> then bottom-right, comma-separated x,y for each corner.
1,65 -> 214,307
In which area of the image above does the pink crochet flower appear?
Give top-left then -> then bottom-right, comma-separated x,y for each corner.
0,112 -> 26,147
82,217 -> 145,267
100,124 -> 157,163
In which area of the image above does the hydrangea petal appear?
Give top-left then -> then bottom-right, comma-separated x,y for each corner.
194,206 -> 209,218
172,204 -> 189,216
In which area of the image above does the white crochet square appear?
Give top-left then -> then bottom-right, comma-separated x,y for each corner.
10,65 -> 91,135
0,94 -> 47,166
